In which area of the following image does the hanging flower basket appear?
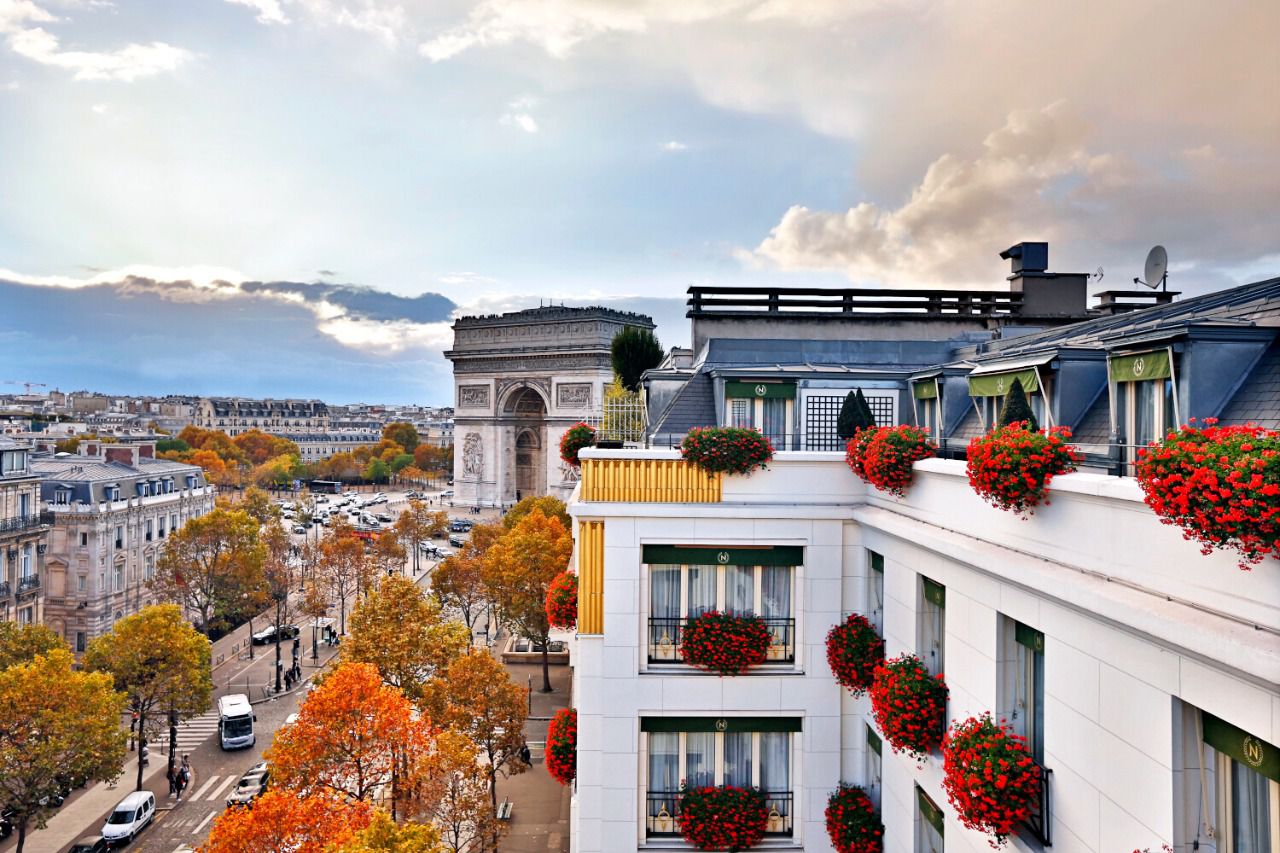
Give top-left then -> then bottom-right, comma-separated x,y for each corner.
942,714 -> 1042,847
680,611 -> 771,675
545,571 -> 577,630
844,427 -> 880,482
825,614 -> 884,697
861,426 -> 936,496
824,784 -> 883,853
678,785 -> 769,851
559,423 -> 596,467
680,427 -> 774,476
1135,419 -> 1280,569
966,422 -> 1081,517
869,654 -> 949,761
545,708 -> 577,785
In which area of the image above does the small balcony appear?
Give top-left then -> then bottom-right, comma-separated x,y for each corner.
646,790 -> 793,837
17,575 -> 39,594
0,515 -> 43,535
1021,762 -> 1052,845
0,581 -> 10,598
647,616 -> 795,665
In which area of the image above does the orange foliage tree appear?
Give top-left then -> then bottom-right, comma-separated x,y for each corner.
437,650 -> 528,808
317,521 -> 371,633
200,789 -> 373,853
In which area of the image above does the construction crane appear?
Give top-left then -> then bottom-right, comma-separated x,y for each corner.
2,380 -> 49,395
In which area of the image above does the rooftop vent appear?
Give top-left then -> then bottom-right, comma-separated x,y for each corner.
1000,242 -> 1049,274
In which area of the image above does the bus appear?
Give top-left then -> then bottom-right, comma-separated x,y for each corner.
218,694 -> 255,750
309,479 -> 343,494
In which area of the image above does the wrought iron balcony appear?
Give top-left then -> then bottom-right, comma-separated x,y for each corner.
17,576 -> 40,594
0,515 -> 43,535
1022,761 -> 1052,846
0,581 -> 10,598
647,616 -> 795,664
646,790 -> 793,837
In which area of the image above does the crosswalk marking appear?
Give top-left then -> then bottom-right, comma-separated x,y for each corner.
206,775 -> 239,801
172,845 -> 195,852
193,809 -> 216,834
188,774 -> 220,801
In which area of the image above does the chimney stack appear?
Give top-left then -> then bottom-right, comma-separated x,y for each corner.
1000,241 -> 1088,317
104,445 -> 140,467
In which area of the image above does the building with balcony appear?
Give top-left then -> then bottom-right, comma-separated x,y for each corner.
194,397 -> 330,435
32,440 -> 216,651
0,437 -> 49,626
288,431 -> 383,463
567,261 -> 1279,852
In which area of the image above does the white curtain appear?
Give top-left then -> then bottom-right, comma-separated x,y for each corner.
726,566 -> 754,614
761,732 -> 790,817
651,566 -> 680,619
1231,760 -> 1271,853
761,567 -> 790,617
649,733 -> 678,793
688,566 -> 716,616
685,733 -> 715,788
762,398 -> 786,447
723,732 -> 752,787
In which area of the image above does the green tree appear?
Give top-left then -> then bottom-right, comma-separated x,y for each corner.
151,507 -> 266,638
997,377 -> 1039,431
382,423 -> 421,453
84,604 -> 213,792
155,438 -> 190,454
0,622 -> 66,670
837,389 -> 878,440
364,458 -> 391,484
0,648 -> 128,853
390,453 -> 415,474
610,326 -> 664,391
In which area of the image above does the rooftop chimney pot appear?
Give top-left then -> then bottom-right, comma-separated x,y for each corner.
1000,241 -> 1048,274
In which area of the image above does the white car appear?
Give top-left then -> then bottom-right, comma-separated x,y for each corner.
101,790 -> 155,846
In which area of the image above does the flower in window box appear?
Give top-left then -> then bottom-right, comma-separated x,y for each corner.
824,784 -> 883,853
868,654 -> 948,761
680,611 -> 772,676
849,426 -> 936,496
825,614 -> 884,697
678,785 -> 769,851
966,422 -> 1081,517
544,708 -> 577,785
559,423 -> 596,467
1135,419 -> 1280,569
545,571 -> 577,630
844,427 -> 879,482
680,427 -> 774,477
941,713 -> 1041,847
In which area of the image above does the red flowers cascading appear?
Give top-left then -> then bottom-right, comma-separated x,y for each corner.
966,422 -> 1081,517
559,423 -> 596,467
941,714 -> 1042,847
868,654 -> 949,761
680,611 -> 771,676
847,425 -> 936,496
1135,419 -> 1280,569
544,708 -> 577,786
545,571 -> 577,630
824,784 -> 883,853
680,427 -> 774,476
825,614 -> 884,697
678,785 -> 769,851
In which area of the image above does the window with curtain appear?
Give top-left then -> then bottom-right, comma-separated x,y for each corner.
916,786 -> 945,852
864,726 -> 882,808
868,552 -> 885,634
1207,711 -> 1280,852
729,398 -> 753,428
1117,378 -> 1176,471
762,398 -> 787,448
918,577 -> 945,677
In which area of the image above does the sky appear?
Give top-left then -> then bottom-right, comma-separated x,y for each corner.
0,0 -> 1276,404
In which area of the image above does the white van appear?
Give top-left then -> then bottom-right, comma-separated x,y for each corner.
101,790 -> 154,846
218,694 -> 256,750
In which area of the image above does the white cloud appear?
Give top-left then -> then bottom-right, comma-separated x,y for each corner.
225,0 -> 289,25
500,96 -> 539,133
90,101 -> 106,113
661,140 -> 687,151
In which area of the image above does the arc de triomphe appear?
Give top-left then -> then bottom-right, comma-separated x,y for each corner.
445,305 -> 655,507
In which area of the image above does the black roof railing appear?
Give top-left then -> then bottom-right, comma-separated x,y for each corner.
688,286 -> 1024,317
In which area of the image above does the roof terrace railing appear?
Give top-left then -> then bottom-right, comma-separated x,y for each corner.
688,286 -> 1024,317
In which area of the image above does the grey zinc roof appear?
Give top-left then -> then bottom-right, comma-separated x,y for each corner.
650,370 -> 716,442
31,459 -> 140,482
1218,341 -> 1280,430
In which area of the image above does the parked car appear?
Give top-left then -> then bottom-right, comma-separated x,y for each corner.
441,490 -> 454,498
68,836 -> 109,853
376,513 -> 393,523
448,535 -> 466,548
435,548 -> 453,559
226,763 -> 270,808
0,809 -> 12,840
251,624 -> 300,645
100,790 -> 155,847
449,520 -> 469,532
292,525 -> 306,534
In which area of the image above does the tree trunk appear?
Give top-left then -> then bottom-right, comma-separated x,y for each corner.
274,635 -> 283,692
540,643 -> 552,693
15,818 -> 26,853
339,596 -> 346,634
136,712 -> 147,791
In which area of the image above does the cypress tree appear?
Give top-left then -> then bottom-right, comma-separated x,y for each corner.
838,389 -> 878,440
610,327 -> 664,391
997,377 -> 1039,431
855,389 -> 877,430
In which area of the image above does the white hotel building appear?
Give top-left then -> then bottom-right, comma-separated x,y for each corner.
566,254 -> 1280,853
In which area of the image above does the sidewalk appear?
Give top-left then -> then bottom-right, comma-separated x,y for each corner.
21,751 -> 167,853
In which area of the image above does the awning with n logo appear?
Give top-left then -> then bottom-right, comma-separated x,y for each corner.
966,353 -> 1054,397
724,380 -> 796,400
1108,349 -> 1171,383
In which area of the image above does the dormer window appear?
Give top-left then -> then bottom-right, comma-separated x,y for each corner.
137,483 -> 150,497
968,364 -> 1052,430
1109,349 -> 1178,472
105,486 -> 121,502
54,489 -> 71,505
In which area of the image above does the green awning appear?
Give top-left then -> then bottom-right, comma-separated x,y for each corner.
869,551 -> 884,573
724,380 -> 796,400
1109,350 -> 1171,383
916,786 -> 945,836
1015,622 -> 1045,653
922,576 -> 946,608
1204,713 -> 1280,783
642,717 -> 802,733
642,545 -> 804,567
968,369 -> 1040,397
912,380 -> 939,400
866,724 -> 881,756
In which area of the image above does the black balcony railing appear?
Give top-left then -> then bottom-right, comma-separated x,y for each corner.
648,616 -> 795,664
17,575 -> 39,594
1022,762 -> 1052,846
0,515 -> 43,534
0,581 -> 10,598
646,790 -> 793,837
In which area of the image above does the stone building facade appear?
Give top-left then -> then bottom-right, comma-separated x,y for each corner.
0,437 -> 48,626
194,398 -> 330,435
445,306 -> 655,506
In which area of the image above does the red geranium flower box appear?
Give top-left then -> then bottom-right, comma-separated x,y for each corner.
545,708 -> 577,786
545,571 -> 577,630
680,611 -> 771,676
869,654 -> 948,761
966,422 -> 1081,517
825,784 -> 883,853
678,785 -> 769,851
848,426 -> 936,496
942,713 -> 1041,847
825,614 -> 884,697
680,427 -> 774,477
560,422 -> 596,467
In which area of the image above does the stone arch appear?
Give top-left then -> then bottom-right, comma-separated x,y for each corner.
501,384 -> 550,416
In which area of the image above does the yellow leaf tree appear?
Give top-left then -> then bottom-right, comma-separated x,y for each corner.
201,789 -> 373,853
152,507 -> 266,637
437,650 -> 528,809
370,531 -> 407,582
427,730 -> 505,853
501,495 -> 571,531
0,622 -> 66,670
240,485 -> 282,524
332,810 -> 444,853
262,521 -> 302,692
318,521 -> 371,634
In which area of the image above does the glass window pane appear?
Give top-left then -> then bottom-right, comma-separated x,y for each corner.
762,398 -> 786,447
650,566 -> 680,619
725,565 -> 754,614
761,567 -> 790,619
648,733 -> 678,793
688,566 -> 716,616
1230,759 -> 1271,853
1135,380 -> 1157,447
730,399 -> 753,428
760,733 -> 789,793
685,733 -> 715,788
723,732 -> 752,788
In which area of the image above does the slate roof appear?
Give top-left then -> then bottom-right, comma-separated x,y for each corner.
650,371 -> 715,442
1218,340 -> 1280,430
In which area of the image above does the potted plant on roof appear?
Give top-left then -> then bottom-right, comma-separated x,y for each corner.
680,427 -> 773,477
559,423 -> 596,467
966,422 -> 1080,517
941,713 -> 1042,847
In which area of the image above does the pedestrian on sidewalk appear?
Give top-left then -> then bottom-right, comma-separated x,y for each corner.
167,765 -> 178,798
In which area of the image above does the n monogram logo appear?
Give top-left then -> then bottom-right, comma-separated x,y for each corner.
755,384 -> 767,397
717,551 -> 731,564
715,718 -> 728,732
996,377 -> 1006,394
1133,357 -> 1146,377
1243,735 -> 1265,768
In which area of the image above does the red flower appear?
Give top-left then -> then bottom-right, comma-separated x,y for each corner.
846,425 -> 936,496
941,714 -> 1041,847
560,423 -> 596,467
678,785 -> 769,851
680,611 -> 772,675
825,784 -> 883,853
545,571 -> 578,630
545,708 -> 577,786
825,614 -> 884,697
868,654 -> 948,761
966,422 -> 1081,516
681,427 -> 774,476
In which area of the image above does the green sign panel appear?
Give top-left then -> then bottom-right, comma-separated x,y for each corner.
1204,713 -> 1280,783
641,717 -> 802,733
1109,350 -> 1172,383
869,551 -> 884,573
922,576 -> 946,608
866,724 -> 881,756
724,380 -> 796,400
642,545 -> 804,567
916,786 -> 945,835
912,380 -> 938,400
1015,622 -> 1045,653
967,369 -> 1040,397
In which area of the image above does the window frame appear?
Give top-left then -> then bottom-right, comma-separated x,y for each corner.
867,551 -> 885,635
918,576 -> 945,677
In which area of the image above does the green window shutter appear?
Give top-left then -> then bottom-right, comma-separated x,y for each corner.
869,551 -> 884,574
642,545 -> 804,567
641,717 -> 803,733
922,576 -> 946,608
916,786 -> 945,835
1109,350 -> 1172,383
1203,713 -> 1280,783
967,369 -> 1040,397
1015,622 -> 1045,653
724,381 -> 796,400
866,724 -> 881,756
912,380 -> 938,400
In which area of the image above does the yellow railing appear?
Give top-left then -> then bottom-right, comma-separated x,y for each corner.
578,521 -> 605,634
580,458 -> 722,503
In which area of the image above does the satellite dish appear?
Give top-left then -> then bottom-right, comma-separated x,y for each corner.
1137,245 -> 1168,290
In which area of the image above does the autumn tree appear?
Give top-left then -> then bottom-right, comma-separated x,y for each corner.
201,790 -> 373,853
240,485 -> 281,525
318,521 -> 370,633
268,662 -> 440,820
233,429 -> 301,465
343,576 -> 470,707
152,507 -> 265,637
0,622 -> 66,670
84,604 -> 212,792
431,553 -> 487,635
501,495 -> 571,531
439,651 -> 528,808
370,531 -> 407,581
383,422 -> 421,453
0,648 -> 127,853
427,730 -> 504,853
483,509 -> 573,692
394,502 -> 430,575
336,810 -> 444,853
262,522 -> 301,691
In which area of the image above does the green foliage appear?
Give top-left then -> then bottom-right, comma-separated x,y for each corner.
390,453 -> 415,473
836,389 -> 877,440
997,378 -> 1038,431
364,458 -> 391,483
155,438 -> 191,454
610,326 -> 663,392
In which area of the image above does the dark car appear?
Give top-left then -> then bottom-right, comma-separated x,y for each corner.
67,836 -> 109,853
226,763 -> 270,808
448,535 -> 466,548
251,624 -> 300,645
449,520 -> 470,532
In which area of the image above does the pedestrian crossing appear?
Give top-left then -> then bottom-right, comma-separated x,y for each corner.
153,710 -> 221,757
187,773 -> 239,803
